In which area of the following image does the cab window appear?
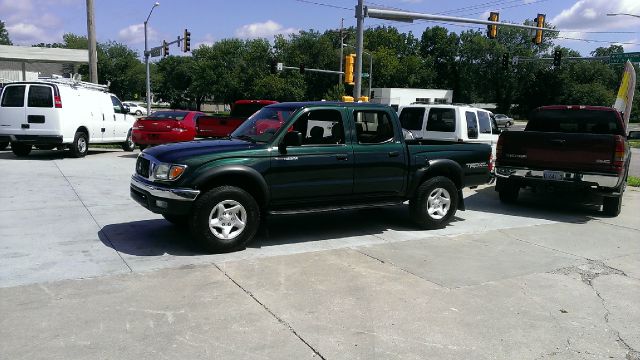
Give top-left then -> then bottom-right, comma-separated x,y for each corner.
426,108 -> 456,132
291,109 -> 345,146
27,85 -> 53,108
110,96 -> 124,113
476,110 -> 492,134
399,107 -> 424,131
465,111 -> 479,139
353,110 -> 395,144
1,85 -> 26,107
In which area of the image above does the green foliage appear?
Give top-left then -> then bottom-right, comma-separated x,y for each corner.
0,20 -> 12,45
627,176 -> 640,187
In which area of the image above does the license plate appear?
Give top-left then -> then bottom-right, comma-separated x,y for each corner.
543,170 -> 563,181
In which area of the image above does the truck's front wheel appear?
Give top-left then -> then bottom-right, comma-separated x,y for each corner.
190,186 -> 260,253
410,176 -> 459,229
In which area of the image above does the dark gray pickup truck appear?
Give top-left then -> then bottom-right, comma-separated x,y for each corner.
131,102 -> 492,252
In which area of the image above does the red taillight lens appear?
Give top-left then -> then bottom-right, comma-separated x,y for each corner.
54,95 -> 62,108
496,135 -> 504,159
613,135 -> 625,174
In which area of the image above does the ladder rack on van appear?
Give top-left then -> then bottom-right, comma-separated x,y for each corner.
37,76 -> 110,92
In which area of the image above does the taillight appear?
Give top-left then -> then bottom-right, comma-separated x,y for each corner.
613,135 -> 625,174
54,95 -> 62,108
488,152 -> 494,173
496,135 -> 504,159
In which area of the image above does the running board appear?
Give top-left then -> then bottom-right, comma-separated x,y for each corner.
268,201 -> 404,216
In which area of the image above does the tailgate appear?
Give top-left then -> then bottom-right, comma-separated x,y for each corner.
498,131 -> 616,173
197,116 -> 244,137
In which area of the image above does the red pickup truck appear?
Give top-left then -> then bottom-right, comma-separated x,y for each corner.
494,105 -> 636,216
196,100 -> 277,138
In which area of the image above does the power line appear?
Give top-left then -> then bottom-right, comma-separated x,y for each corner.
557,36 -> 640,46
292,0 -> 350,11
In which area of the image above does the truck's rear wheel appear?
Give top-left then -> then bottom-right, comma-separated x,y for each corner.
410,176 -> 458,229
602,194 -> 622,217
70,131 -> 88,158
497,178 -> 519,203
11,143 -> 32,157
190,185 -> 260,253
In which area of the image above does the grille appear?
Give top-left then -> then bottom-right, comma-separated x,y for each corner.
136,157 -> 151,178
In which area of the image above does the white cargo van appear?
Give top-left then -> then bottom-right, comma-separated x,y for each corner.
0,77 -> 136,157
398,104 -> 500,169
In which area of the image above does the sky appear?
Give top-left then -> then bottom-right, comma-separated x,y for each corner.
1,0 -> 640,57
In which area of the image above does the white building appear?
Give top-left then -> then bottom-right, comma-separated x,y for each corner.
370,88 -> 453,111
0,45 -> 88,84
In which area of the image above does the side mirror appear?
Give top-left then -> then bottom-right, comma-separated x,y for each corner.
628,131 -> 640,140
278,131 -> 302,153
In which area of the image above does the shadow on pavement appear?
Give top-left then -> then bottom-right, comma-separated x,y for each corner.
465,186 -> 601,224
0,149 -> 119,160
98,206 -> 463,256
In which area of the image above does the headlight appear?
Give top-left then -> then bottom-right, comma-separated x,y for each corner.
154,163 -> 186,181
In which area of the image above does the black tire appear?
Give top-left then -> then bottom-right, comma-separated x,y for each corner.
602,195 -> 622,217
35,145 -> 56,150
0,141 -> 8,150
409,176 -> 459,229
135,110 -> 142,116
189,185 -> 260,253
163,214 -> 189,227
11,143 -> 32,157
70,131 -> 88,158
497,178 -> 519,203
121,130 -> 135,152
138,144 -> 147,151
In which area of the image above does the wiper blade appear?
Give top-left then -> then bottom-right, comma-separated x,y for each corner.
232,135 -> 257,143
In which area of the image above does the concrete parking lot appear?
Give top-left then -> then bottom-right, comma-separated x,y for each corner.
1,148 -> 639,359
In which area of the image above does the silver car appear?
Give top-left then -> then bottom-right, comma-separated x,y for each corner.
493,114 -> 514,128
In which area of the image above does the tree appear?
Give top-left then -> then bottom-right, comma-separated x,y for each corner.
590,45 -> 624,57
0,20 -> 12,45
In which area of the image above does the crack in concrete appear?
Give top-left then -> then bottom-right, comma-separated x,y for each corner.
354,249 -> 446,288
213,264 -> 326,360
551,260 -> 638,359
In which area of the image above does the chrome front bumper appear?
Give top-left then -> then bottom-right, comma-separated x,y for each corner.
495,167 -> 621,188
130,175 -> 200,201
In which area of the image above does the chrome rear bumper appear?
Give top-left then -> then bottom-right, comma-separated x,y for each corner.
495,167 -> 621,188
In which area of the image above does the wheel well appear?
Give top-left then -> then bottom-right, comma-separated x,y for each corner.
421,167 -> 462,189
198,174 -> 267,210
76,126 -> 89,139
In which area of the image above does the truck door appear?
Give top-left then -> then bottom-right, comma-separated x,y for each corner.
0,85 -> 27,135
351,109 -> 406,196
110,95 -> 128,140
269,108 -> 354,204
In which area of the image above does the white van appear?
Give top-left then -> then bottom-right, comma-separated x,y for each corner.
398,104 -> 500,167
0,78 -> 136,157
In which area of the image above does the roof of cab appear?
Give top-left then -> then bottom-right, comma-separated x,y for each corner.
266,101 -> 391,109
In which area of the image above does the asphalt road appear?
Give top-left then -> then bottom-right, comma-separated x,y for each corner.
1,148 -> 639,359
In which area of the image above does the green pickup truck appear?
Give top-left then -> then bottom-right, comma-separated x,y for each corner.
130,102 -> 492,252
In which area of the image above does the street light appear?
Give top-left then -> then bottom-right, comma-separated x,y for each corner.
343,44 -> 373,99
144,2 -> 160,115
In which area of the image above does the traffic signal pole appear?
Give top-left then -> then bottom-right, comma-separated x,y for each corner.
353,0 -> 365,99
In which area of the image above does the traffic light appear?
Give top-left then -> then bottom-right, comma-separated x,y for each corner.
163,40 -> 169,57
299,63 -> 305,74
183,29 -> 191,52
533,13 -> 545,45
487,12 -> 499,39
553,49 -> 562,67
502,53 -> 510,69
344,54 -> 355,85
270,60 -> 277,74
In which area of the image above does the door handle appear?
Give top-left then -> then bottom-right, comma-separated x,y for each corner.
336,154 -> 348,161
388,151 -> 400,157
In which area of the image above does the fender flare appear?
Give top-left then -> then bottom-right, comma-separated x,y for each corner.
190,165 -> 269,206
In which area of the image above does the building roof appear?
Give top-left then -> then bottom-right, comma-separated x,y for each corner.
0,45 -> 88,64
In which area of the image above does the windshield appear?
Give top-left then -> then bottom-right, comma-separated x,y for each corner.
146,111 -> 189,120
231,103 -> 271,118
231,106 -> 299,143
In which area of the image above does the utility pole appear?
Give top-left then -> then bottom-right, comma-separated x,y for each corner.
85,0 -> 98,83
353,0 -> 364,99
338,18 -> 344,85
